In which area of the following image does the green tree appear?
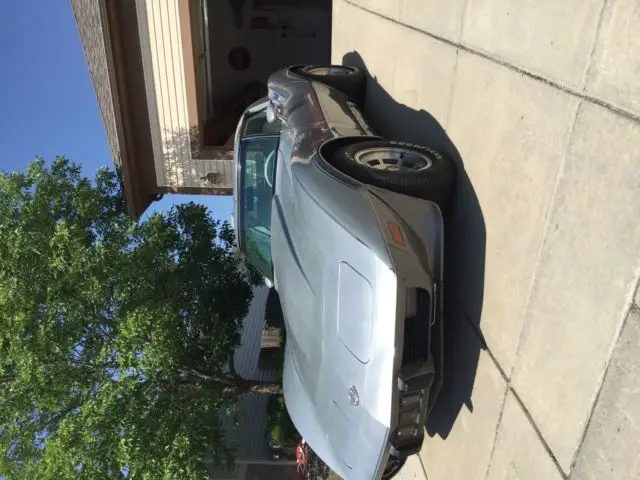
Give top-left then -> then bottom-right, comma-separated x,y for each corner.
0,158 -> 282,479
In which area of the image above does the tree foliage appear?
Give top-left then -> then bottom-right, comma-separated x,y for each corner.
0,158 -> 280,479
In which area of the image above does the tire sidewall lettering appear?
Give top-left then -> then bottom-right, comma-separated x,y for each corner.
390,141 -> 442,159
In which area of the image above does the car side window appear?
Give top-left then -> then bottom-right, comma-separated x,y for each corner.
243,221 -> 272,278
239,134 -> 279,279
243,110 -> 282,137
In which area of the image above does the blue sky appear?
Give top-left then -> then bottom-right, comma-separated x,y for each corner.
0,1 -> 233,222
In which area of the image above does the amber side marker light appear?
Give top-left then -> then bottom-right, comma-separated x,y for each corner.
388,221 -> 405,246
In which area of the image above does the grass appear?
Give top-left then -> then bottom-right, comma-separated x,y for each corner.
266,387 -> 297,448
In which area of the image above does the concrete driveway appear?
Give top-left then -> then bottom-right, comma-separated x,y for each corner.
331,1 -> 640,479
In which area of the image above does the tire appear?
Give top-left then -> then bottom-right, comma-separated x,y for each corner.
382,456 -> 406,479
332,140 -> 456,209
295,65 -> 366,106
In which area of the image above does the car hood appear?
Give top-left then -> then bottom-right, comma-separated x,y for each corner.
272,166 -> 401,478
283,322 -> 395,480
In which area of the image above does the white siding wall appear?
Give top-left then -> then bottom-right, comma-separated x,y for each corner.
134,0 -> 329,193
136,0 -> 229,190
193,157 -> 234,190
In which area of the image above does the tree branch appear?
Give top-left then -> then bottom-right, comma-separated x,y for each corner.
32,397 -> 85,433
0,373 -> 16,386
228,353 -> 239,379
177,365 -> 282,395
179,367 -> 234,386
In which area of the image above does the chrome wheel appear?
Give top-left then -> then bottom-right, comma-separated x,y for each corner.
354,147 -> 433,173
305,66 -> 355,76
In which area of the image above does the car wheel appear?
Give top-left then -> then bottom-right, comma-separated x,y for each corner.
382,455 -> 406,479
294,65 -> 366,106
331,140 -> 456,209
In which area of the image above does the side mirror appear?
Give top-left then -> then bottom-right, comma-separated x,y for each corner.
265,103 -> 277,124
264,277 -> 274,289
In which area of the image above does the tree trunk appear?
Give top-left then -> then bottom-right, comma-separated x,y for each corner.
178,367 -> 283,395
238,379 -> 283,395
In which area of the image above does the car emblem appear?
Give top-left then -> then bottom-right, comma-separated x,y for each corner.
348,386 -> 360,407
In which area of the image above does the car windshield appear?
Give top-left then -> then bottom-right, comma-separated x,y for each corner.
239,134 -> 279,279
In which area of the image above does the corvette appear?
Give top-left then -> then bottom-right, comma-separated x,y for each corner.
232,65 -> 456,479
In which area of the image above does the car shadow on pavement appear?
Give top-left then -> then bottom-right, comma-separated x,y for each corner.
342,52 -> 488,440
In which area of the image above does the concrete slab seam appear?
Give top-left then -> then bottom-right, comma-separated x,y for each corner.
418,452 -> 429,480
481,337 -> 510,388
481,383 -> 510,480
457,0 -> 472,43
507,98 -> 583,379
568,277 -> 640,474
581,0 -> 610,92
443,49 -> 461,130
343,0 -> 640,125
452,291 -> 488,350
464,307 -> 568,479
509,387 -> 569,479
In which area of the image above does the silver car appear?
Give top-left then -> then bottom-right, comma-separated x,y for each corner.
232,65 -> 456,479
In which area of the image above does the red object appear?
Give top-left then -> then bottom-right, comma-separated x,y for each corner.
296,439 -> 308,478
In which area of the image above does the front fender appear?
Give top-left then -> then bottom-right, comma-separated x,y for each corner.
292,156 -> 392,268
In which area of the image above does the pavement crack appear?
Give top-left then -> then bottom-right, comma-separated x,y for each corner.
582,0 -> 610,91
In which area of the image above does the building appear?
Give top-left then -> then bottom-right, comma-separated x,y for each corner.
210,285 -> 298,480
228,286 -> 279,464
72,0 -> 331,217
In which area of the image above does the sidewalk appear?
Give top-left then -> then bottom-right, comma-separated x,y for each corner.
331,1 -> 640,478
